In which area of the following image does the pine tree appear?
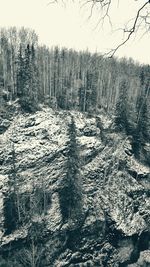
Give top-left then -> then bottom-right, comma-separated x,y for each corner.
114,79 -> 129,132
30,44 -> 38,105
17,44 -> 38,111
17,44 -> 25,97
59,116 -> 83,223
78,69 -> 85,112
132,89 -> 149,159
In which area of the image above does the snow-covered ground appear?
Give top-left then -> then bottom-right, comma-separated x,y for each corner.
0,106 -> 150,266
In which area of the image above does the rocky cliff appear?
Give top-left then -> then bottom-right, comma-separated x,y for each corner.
0,104 -> 150,267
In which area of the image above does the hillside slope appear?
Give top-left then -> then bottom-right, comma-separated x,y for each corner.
0,105 -> 150,267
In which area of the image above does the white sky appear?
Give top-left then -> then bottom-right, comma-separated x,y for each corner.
0,0 -> 149,64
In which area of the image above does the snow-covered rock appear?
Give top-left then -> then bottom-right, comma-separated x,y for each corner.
0,106 -> 149,266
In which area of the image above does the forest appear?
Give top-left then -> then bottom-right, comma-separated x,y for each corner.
0,27 -> 150,162
0,26 -> 150,267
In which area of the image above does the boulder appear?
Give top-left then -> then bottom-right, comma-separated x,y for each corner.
83,125 -> 98,137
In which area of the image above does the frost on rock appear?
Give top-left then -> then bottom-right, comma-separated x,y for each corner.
0,107 -> 68,242
129,157 -> 150,175
0,106 -> 150,266
46,193 -> 62,232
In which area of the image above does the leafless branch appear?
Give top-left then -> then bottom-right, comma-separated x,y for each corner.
103,0 -> 150,57
84,0 -> 112,29
83,0 -> 150,56
49,0 -> 150,56
47,0 -> 58,5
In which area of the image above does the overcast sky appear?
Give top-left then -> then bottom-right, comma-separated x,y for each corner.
0,0 -> 149,64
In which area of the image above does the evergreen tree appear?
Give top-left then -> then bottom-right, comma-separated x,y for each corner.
17,44 -> 38,111
59,116 -> 83,223
30,44 -> 38,104
132,89 -> 149,159
131,66 -> 150,159
78,69 -> 85,112
114,79 -> 129,132
17,44 -> 25,97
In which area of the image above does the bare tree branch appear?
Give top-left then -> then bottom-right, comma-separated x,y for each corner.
104,0 -> 150,57
82,0 -> 112,28
49,0 -> 150,56
47,0 -> 58,5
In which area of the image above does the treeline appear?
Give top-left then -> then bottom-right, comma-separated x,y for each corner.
0,27 -> 150,160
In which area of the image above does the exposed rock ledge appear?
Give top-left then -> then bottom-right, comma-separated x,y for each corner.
0,106 -> 149,266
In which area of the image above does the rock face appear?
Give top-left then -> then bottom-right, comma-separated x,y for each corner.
0,106 -> 150,266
